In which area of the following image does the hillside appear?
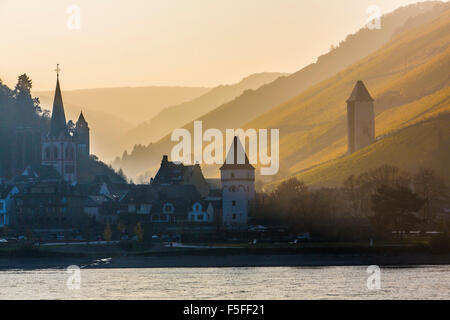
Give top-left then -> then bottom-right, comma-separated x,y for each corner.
285,113 -> 450,188
246,4 -> 450,187
120,72 -> 287,151
112,2 -> 445,181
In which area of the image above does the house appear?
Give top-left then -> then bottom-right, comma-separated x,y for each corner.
0,185 -> 19,227
11,179 -> 86,235
152,155 -> 210,197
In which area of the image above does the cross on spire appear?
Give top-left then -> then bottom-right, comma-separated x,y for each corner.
55,64 -> 61,79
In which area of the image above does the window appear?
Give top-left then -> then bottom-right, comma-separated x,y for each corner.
163,203 -> 174,214
232,200 -> 236,206
232,213 -> 237,220
231,173 -> 235,178
0,201 -> 4,211
53,148 -> 59,160
45,147 -> 51,160
65,147 -> 75,160
198,214 -> 204,220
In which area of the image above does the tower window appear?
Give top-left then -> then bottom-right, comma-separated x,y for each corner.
232,214 -> 237,220
232,201 -> 236,206
65,147 -> 74,160
53,148 -> 59,160
45,147 -> 51,160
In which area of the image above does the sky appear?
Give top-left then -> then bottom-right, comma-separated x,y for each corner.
0,0 -> 443,90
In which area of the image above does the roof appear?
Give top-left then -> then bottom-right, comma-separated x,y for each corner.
152,156 -> 200,185
0,185 -> 14,199
75,176 -> 129,198
12,165 -> 62,183
121,184 -> 203,214
76,112 -> 88,126
220,136 -> 255,170
346,80 -> 374,103
50,76 -> 69,137
122,184 -> 202,203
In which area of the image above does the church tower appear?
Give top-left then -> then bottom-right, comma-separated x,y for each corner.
75,111 -> 90,159
41,65 -> 77,184
346,80 -> 375,154
220,136 -> 255,230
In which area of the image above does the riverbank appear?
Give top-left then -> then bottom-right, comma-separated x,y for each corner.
1,241 -> 449,270
1,252 -> 449,270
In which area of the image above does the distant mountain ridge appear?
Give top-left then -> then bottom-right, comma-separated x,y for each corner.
35,85 -> 211,125
35,85 -> 211,161
112,1 -> 445,182
120,72 -> 288,152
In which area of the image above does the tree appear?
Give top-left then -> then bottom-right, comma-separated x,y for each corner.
344,174 -> 359,216
14,74 -> 32,95
371,185 -> 425,238
117,222 -> 126,235
134,223 -> 144,242
103,223 -> 112,241
413,168 -> 446,227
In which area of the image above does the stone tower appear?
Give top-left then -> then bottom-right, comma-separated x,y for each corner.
220,136 -> 255,230
75,111 -> 90,159
346,80 -> 375,154
41,69 -> 78,184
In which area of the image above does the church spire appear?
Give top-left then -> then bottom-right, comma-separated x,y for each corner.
50,64 -> 68,136
76,111 -> 88,127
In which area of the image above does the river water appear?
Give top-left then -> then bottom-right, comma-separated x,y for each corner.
0,265 -> 448,299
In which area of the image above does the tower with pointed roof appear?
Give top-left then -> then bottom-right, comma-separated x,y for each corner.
75,111 -> 90,159
220,136 -> 255,229
346,80 -> 375,154
41,67 -> 78,184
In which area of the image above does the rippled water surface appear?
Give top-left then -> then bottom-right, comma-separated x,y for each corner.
0,266 -> 448,299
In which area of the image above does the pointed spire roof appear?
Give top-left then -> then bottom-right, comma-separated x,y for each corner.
347,80 -> 374,103
50,72 -> 68,136
76,111 -> 88,126
220,136 -> 255,170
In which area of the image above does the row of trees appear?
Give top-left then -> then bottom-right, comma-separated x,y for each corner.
251,165 -> 448,240
0,75 -> 49,176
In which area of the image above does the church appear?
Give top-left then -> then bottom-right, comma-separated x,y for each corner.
41,66 -> 90,184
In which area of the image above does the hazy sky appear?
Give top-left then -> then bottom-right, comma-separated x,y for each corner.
0,0 -> 441,90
